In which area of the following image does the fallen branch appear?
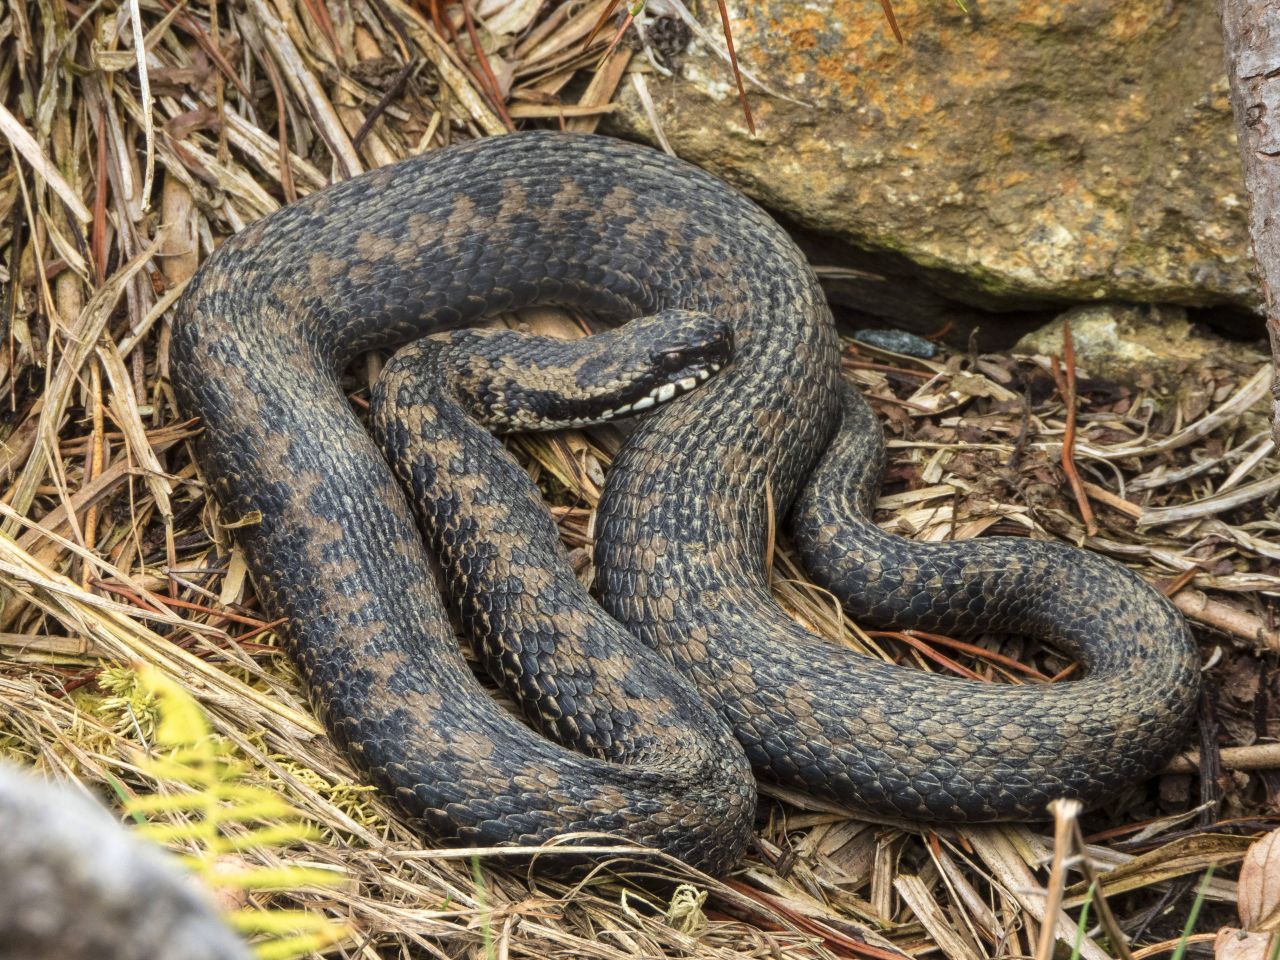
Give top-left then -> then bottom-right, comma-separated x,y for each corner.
1169,587 -> 1280,652
1167,743 -> 1280,775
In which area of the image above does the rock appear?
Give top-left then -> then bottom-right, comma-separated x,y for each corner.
1013,303 -> 1267,382
0,763 -> 251,960
610,0 -> 1257,312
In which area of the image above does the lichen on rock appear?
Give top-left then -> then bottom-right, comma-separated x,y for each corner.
609,0 -> 1255,312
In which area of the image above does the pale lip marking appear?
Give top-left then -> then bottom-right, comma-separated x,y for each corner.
549,362 -> 723,428
596,361 -> 721,423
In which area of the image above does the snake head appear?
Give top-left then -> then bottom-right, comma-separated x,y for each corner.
591,309 -> 732,418
650,313 -> 733,378
390,308 -> 735,432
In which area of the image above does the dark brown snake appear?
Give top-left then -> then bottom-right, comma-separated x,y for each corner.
170,132 -> 1201,873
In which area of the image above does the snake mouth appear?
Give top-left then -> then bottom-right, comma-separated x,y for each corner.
511,311 -> 733,430
600,360 -> 724,419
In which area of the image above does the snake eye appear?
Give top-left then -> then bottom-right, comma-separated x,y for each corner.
658,350 -> 688,372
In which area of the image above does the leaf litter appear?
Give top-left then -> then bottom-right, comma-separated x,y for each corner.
0,0 -> 1277,956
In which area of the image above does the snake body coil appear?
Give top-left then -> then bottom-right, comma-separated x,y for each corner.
600,379 -> 1199,820
172,133 -> 1200,868
368,316 -> 754,870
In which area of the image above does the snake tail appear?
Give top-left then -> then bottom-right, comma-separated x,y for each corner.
771,384 -> 1202,818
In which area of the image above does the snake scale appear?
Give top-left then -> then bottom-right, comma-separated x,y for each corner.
171,132 -> 1201,872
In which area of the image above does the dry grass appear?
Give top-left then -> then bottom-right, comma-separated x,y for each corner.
1,0 -> 1278,957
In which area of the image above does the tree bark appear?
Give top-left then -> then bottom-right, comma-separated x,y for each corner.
1219,1 -> 1280,446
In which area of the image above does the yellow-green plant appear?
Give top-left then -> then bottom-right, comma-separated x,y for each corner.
98,663 -> 162,739
122,665 -> 350,960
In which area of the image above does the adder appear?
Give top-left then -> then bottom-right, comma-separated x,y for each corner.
171,131 -> 1201,872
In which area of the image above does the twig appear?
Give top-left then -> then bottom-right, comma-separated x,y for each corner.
1166,742 -> 1280,774
352,59 -> 418,150
1033,800 -> 1081,960
877,0 -> 903,44
259,44 -> 298,204
80,363 -> 106,589
567,47 -> 631,134
459,0 -> 515,130
1160,568 -> 1200,598
711,0 -> 754,134
900,635 -> 988,680
1065,817 -> 1135,960
1137,471 -> 1280,528
1169,587 -> 1280,651
126,0 -> 155,207
91,105 -> 108,284
883,630 -> 1054,682
580,0 -> 624,51
1081,481 -> 1142,520
1051,319 -> 1097,536
629,72 -> 674,154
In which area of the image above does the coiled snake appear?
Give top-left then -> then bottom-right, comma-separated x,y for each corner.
171,132 -> 1200,872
